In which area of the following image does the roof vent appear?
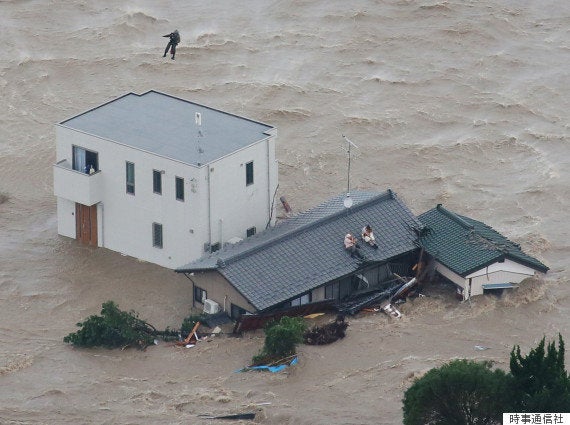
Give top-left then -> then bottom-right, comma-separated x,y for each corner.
195,112 -> 202,126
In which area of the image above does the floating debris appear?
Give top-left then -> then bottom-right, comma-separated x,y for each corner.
198,412 -> 256,420
381,303 -> 402,318
235,356 -> 298,373
303,315 -> 348,345
474,345 -> 491,351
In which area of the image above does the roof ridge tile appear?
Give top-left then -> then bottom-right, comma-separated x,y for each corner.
219,191 -> 394,267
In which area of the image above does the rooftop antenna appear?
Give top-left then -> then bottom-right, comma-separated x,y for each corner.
342,134 -> 358,208
195,112 -> 204,165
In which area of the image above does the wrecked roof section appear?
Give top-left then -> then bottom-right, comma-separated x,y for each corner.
177,190 -> 423,311
418,204 -> 549,277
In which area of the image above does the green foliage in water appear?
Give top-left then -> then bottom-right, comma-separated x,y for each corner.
252,316 -> 306,365
64,301 -> 158,349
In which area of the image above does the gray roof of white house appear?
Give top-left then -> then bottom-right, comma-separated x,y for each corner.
177,190 -> 423,312
59,90 -> 274,167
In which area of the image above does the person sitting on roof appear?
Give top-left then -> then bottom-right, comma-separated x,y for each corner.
361,224 -> 378,249
344,233 -> 364,260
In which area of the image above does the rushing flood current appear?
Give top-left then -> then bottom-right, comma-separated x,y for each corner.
0,0 -> 569,423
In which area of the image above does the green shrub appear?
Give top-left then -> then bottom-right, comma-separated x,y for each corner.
64,301 -> 157,349
403,359 -> 509,425
252,316 -> 306,365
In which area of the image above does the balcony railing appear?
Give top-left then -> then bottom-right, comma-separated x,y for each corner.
53,159 -> 102,206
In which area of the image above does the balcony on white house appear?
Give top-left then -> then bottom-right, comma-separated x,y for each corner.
53,159 -> 102,206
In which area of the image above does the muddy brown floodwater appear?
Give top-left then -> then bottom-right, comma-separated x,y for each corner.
1,0 -> 569,423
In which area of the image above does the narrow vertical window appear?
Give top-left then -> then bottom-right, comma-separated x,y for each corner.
126,162 -> 135,194
153,170 -> 162,194
152,222 -> 163,248
73,146 -> 87,172
194,286 -> 206,304
245,161 -> 254,186
175,176 -> 184,201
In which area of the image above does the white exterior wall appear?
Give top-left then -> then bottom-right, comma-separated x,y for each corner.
465,259 -> 537,279
207,133 -> 277,246
101,147 -> 206,269
56,197 -> 76,238
54,126 -> 277,269
467,259 -> 542,297
434,258 -> 542,300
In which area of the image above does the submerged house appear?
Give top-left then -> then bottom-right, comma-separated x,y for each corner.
176,190 -> 423,319
418,204 -> 549,300
53,90 -> 278,269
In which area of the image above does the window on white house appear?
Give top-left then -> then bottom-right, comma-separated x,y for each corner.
152,223 -> 163,248
153,170 -> 162,194
245,161 -> 254,186
73,146 -> 98,174
126,162 -> 135,194
246,227 -> 256,237
175,176 -> 184,201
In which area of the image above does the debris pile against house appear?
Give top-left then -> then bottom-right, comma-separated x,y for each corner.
175,321 -> 201,347
172,317 -> 228,348
303,315 -> 349,345
233,301 -> 337,334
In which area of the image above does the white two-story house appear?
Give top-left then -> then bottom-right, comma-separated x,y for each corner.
53,90 -> 278,269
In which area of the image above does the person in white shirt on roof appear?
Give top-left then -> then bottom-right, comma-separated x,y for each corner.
361,224 -> 378,249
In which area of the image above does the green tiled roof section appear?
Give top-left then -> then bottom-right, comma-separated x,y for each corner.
418,205 -> 548,277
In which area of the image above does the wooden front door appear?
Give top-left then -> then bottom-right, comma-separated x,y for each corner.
75,203 -> 98,246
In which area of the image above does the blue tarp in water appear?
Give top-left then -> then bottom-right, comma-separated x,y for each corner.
235,356 -> 298,373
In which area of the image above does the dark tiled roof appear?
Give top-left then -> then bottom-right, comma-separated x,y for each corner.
418,205 -> 549,277
177,190 -> 423,311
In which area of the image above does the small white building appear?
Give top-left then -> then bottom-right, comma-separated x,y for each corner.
418,205 -> 549,300
53,90 -> 278,269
